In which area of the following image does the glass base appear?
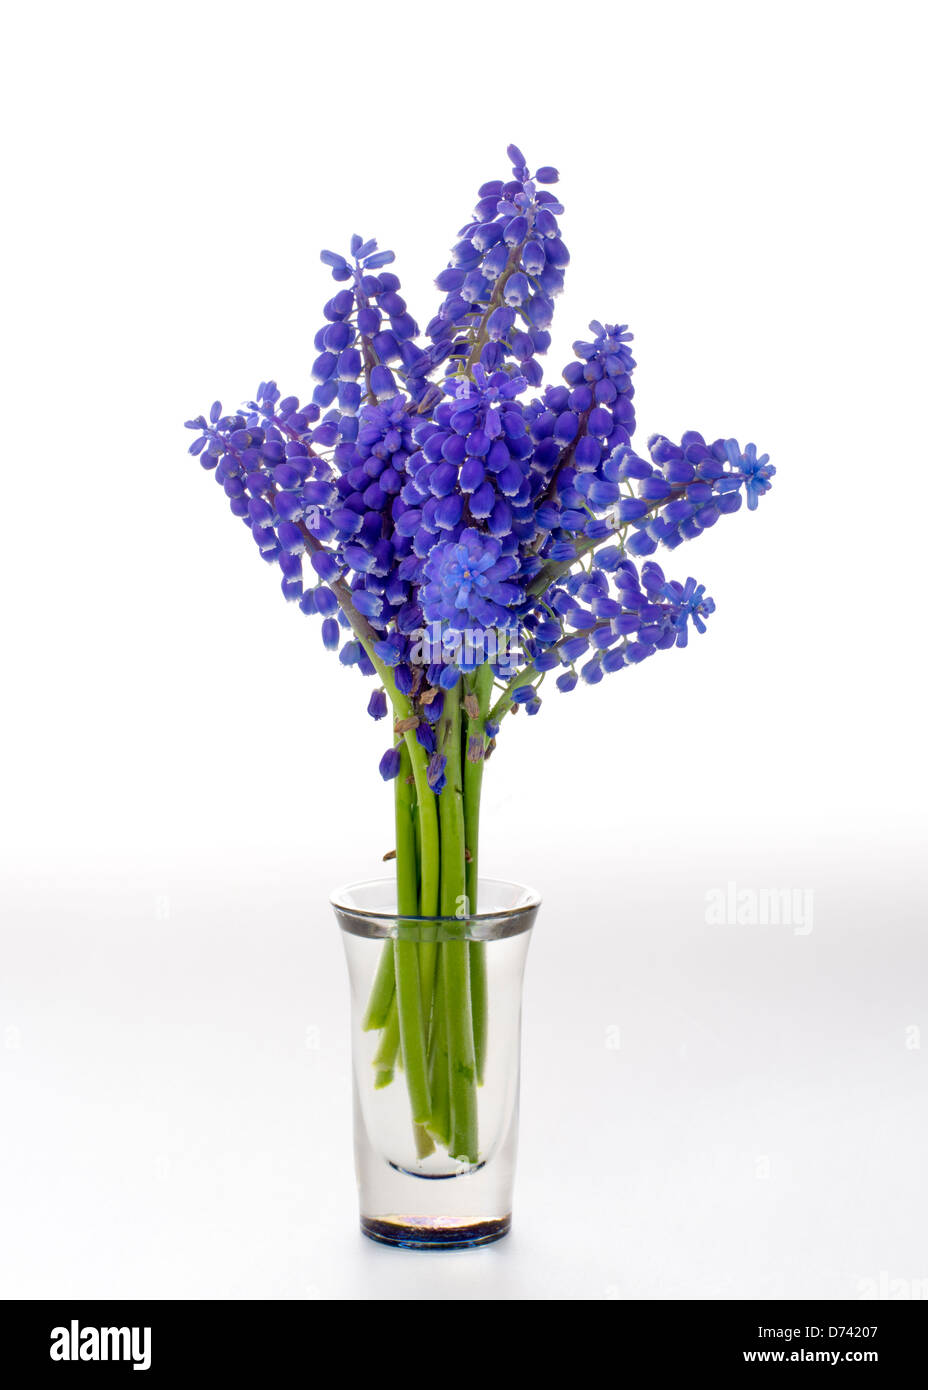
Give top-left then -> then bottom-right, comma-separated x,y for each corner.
360,1214 -> 511,1250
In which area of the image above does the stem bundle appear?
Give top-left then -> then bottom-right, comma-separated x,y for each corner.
362,666 -> 492,1162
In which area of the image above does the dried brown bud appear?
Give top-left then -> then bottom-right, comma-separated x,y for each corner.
463,693 -> 480,720
464,848 -> 473,863
419,685 -> 441,705
382,849 -> 397,862
485,737 -> 497,761
466,734 -> 484,763
394,715 -> 419,734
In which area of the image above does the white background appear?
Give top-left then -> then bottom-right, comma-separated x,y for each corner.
1,0 -> 925,1299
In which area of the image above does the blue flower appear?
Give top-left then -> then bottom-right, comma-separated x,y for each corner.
614,433 -> 775,553
421,529 -> 522,670
424,151 -> 565,387
726,439 -> 774,510
379,746 -> 401,780
367,689 -> 388,720
186,148 -> 773,774
523,321 -> 638,566
427,753 -> 447,793
661,576 -> 716,647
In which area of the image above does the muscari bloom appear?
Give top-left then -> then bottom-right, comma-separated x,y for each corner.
185,148 -> 773,772
423,144 -> 566,393
421,529 -> 522,671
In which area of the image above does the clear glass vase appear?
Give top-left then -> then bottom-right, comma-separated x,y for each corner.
333,877 -> 539,1249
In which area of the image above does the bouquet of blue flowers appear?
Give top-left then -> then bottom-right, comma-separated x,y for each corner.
185,146 -> 773,1164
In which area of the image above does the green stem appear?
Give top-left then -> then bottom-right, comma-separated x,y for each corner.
405,735 -> 439,919
301,528 -> 440,901
413,907 -> 439,1158
399,687 -> 439,1157
438,682 -> 467,918
362,939 -> 395,1032
443,936 -> 477,1161
464,665 -> 493,1084
372,1000 -> 399,1087
409,740 -> 439,1151
331,556 -> 439,1113
438,682 -> 478,1162
393,743 -> 430,1125
426,959 -> 450,1147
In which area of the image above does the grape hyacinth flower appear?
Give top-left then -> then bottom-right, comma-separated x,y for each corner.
185,148 -> 775,1164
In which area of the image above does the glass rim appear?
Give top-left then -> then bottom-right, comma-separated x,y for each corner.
330,875 -> 541,934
